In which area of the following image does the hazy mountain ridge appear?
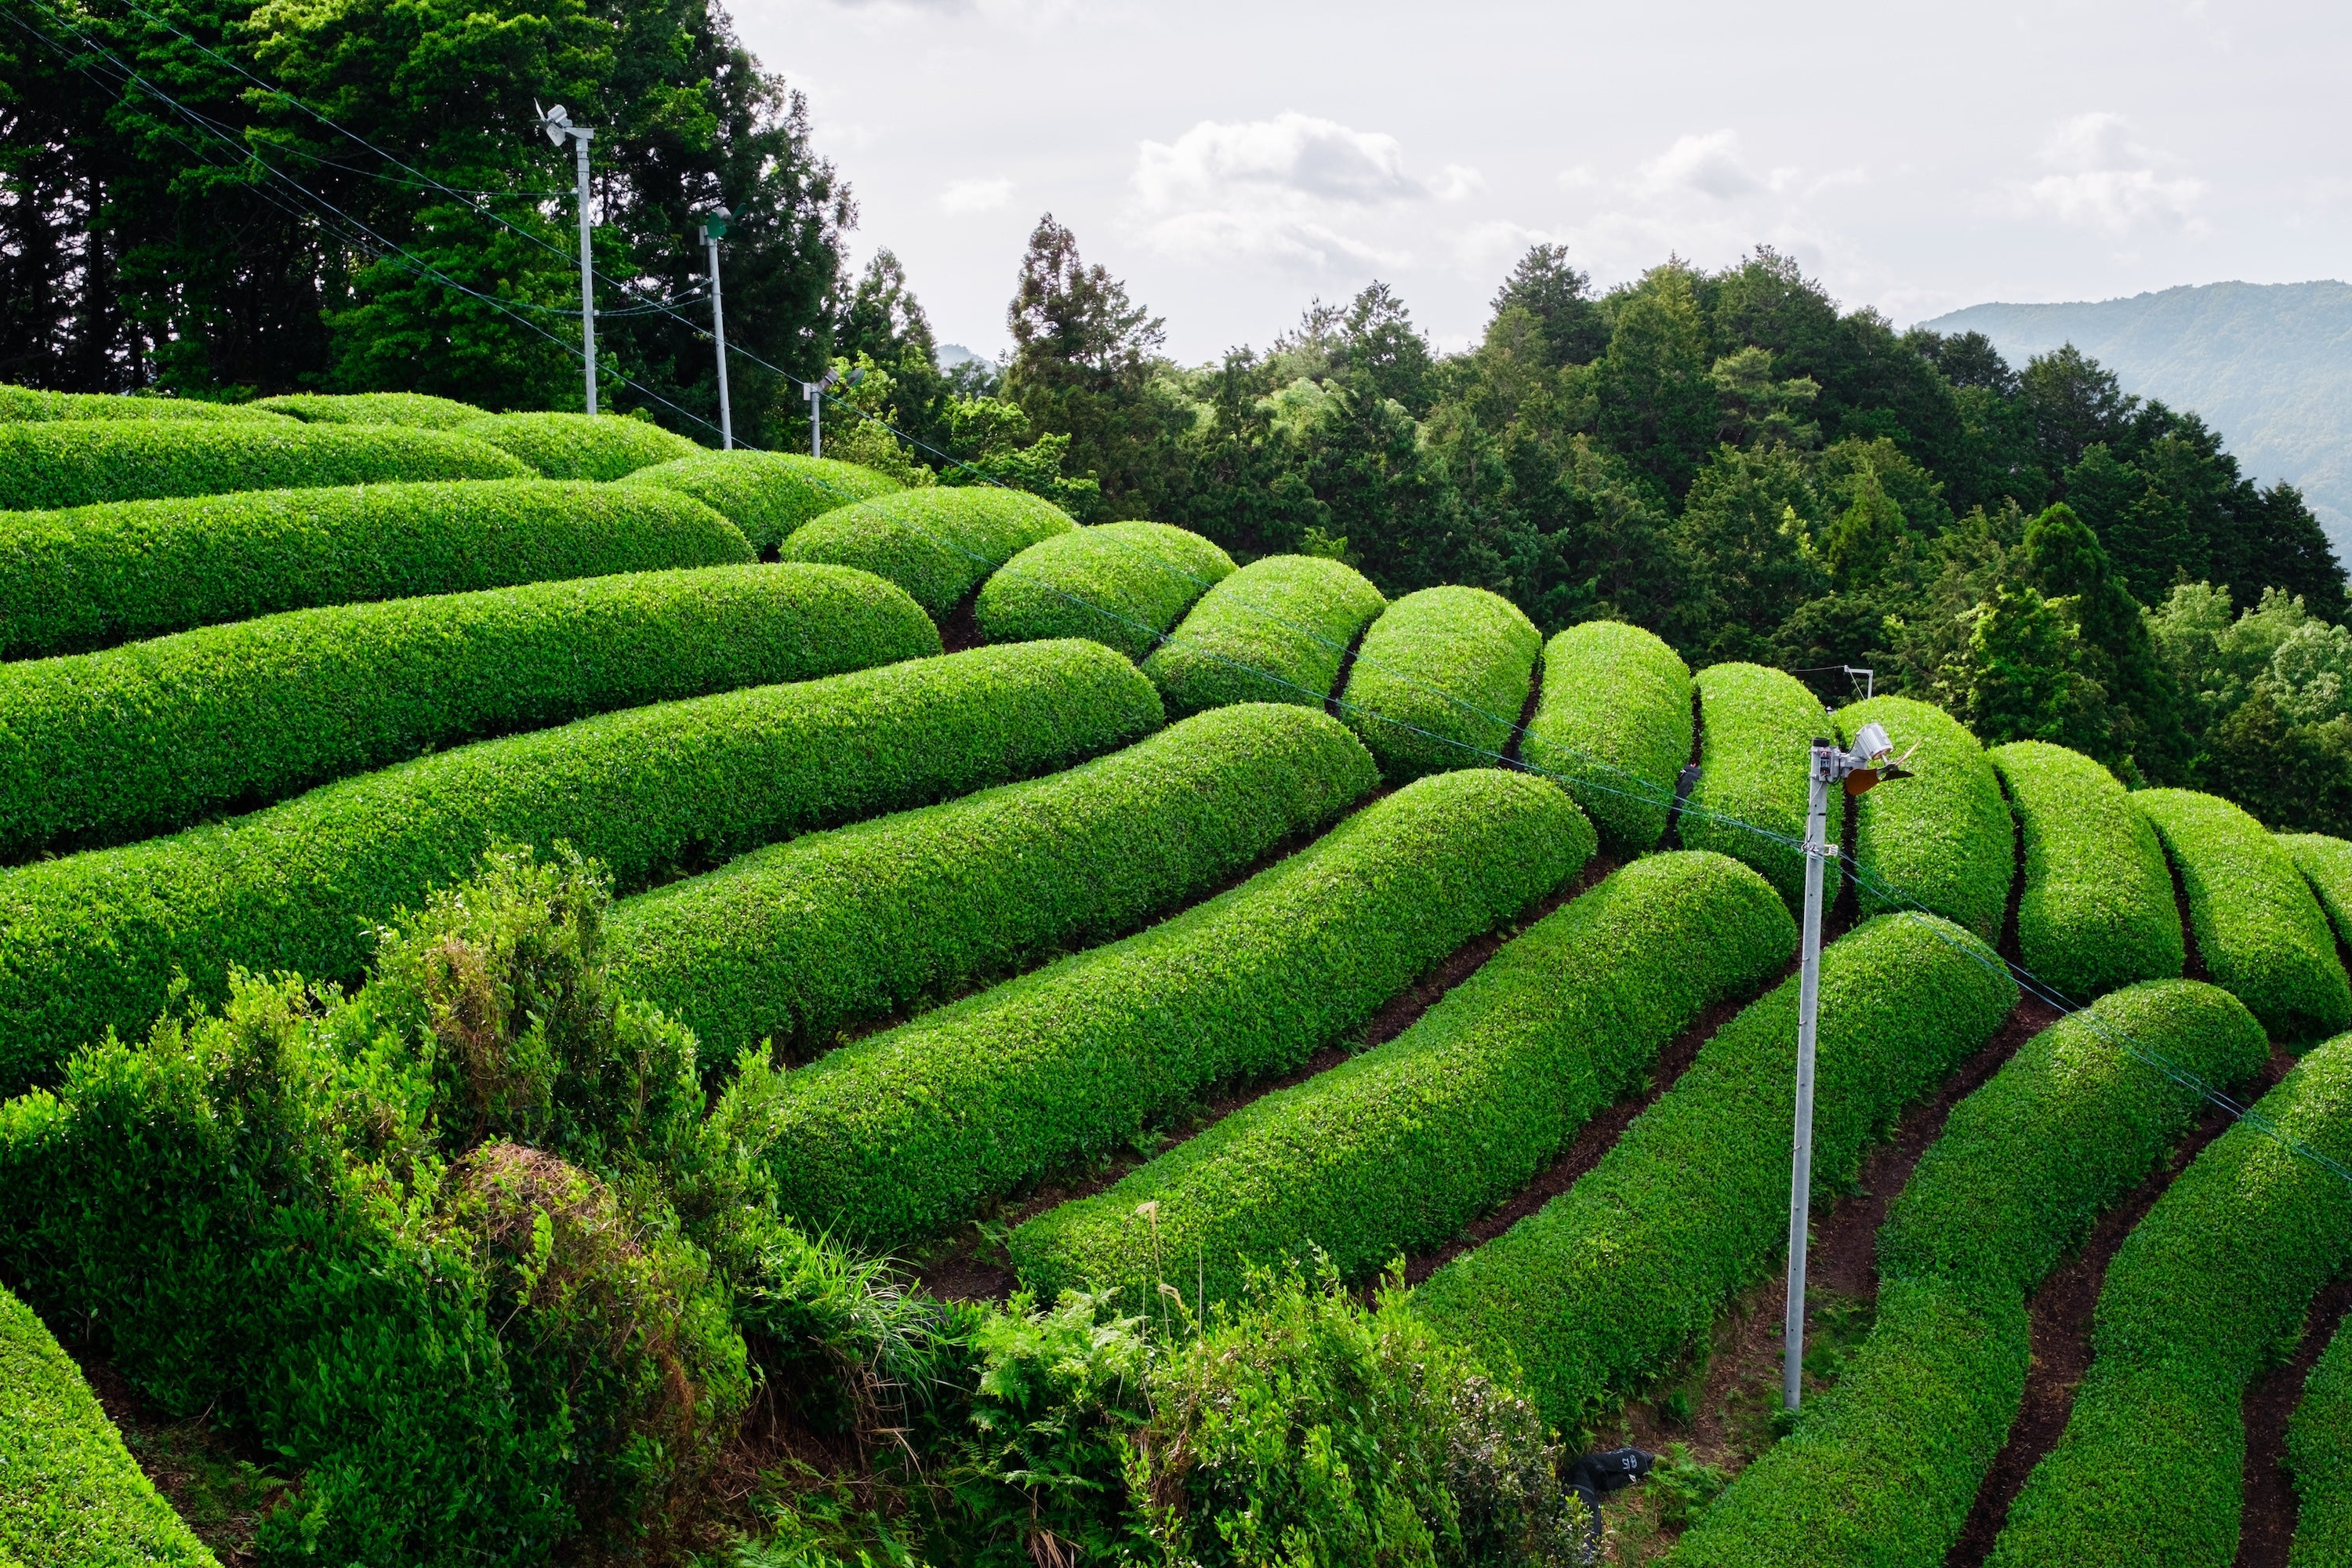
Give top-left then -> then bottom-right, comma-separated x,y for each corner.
1922,281 -> 2352,555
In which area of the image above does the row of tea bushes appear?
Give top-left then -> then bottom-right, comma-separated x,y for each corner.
975,521 -> 1236,661
2290,1318 -> 2352,1567
1522,622 -> 1691,856
1338,586 -> 1542,782
255,391 -> 485,427
1143,556 -> 1386,717
779,488 -> 1076,614
1992,742 -> 2185,999
1679,662 -> 1827,913
450,412 -> 699,481
623,450 -> 900,554
1840,695 -> 2013,939
0,386 -> 282,423
0,420 -> 530,510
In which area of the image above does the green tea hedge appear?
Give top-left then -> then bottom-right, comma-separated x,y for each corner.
1,1283 -> 217,1567
0,385 -> 283,423
0,421 -> 529,510
2285,833 -> 2352,951
1143,555 -> 1386,719
1681,662 -> 1831,912
1521,620 -> 1691,855
0,640 -> 1160,1096
1668,981 -> 2269,1568
2136,789 -> 2352,1040
1414,911 -> 2018,1425
608,702 -> 1376,1059
1012,849 -> 1788,1309
1992,742 -> 2184,1000
0,479 -> 753,660
252,391 -> 487,427
1840,695 -> 2013,938
974,521 -> 1236,662
2291,1319 -> 2352,1568
452,411 -> 700,480
778,488 -> 1077,615
0,563 -> 938,860
1337,586 -> 1542,782
750,768 -> 1591,1247
1985,1032 -> 2352,1568
622,448 -> 901,554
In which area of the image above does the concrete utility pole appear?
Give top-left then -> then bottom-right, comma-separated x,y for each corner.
1783,719 -> 1896,1411
801,365 -> 865,459
538,103 -> 598,415
701,209 -> 731,448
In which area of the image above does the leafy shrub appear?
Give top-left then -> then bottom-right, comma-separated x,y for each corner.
1841,695 -> 2013,938
1669,980 -> 2269,1567
609,702 -> 1374,1062
0,479 -> 753,659
2284,833 -> 2352,949
1338,585 -> 1543,782
1991,742 -> 2185,999
0,641 -> 1162,1096
452,411 -> 700,480
1414,911 -> 2019,1424
1013,850 -> 1789,1309
1142,554 -> 1386,718
0,1283 -> 218,1566
974,521 -> 1236,662
750,768 -> 1592,1248
622,449 -> 902,554
0,564 -> 940,860
252,391 -> 487,428
1522,620 -> 1692,855
1985,1033 -> 2352,1568
1682,662 -> 1835,912
0,385 -> 284,423
2135,789 -> 2352,1040
0,423 -> 530,510
779,488 -> 1078,615
2290,1316 -> 2352,1568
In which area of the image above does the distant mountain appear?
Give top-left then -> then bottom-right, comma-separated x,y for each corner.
938,343 -> 997,372
1919,281 -> 2352,558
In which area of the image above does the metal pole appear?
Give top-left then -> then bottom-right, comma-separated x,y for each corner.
1784,739 -> 1834,1410
705,230 -> 731,448
806,381 -> 820,457
573,129 -> 597,416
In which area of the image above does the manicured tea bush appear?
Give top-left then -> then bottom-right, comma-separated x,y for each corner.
0,640 -> 1161,1096
622,448 -> 901,553
252,391 -> 487,427
2285,833 -> 2352,949
750,768 -> 1592,1247
974,521 -> 1236,662
0,385 -> 284,423
453,411 -> 700,480
1668,981 -> 2270,1567
2291,1318 -> 2352,1568
1012,850 -> 1789,1308
779,488 -> 1077,614
1992,741 -> 2184,1000
1,1283 -> 216,1567
1337,586 -> 1542,782
609,702 -> 1377,1059
1681,662 -> 1832,913
1985,1033 -> 2352,1568
0,420 -> 530,509
1842,695 -> 2013,938
0,479 -> 753,660
0,563 -> 938,860
1414,911 -> 2018,1425
1143,555 -> 1386,718
2136,789 -> 2352,1041
1521,620 -> 1690,855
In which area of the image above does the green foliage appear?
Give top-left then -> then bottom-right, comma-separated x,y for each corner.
608,703 -> 1376,1062
1139,1261 -> 1585,1568
2289,1316 -> 2352,1568
1682,662 -> 1835,911
0,479 -> 755,660
1142,554 -> 1386,717
0,641 -> 1162,1096
0,564 -> 939,860
1986,1033 -> 2352,1568
974,521 -> 1236,662
1841,694 -> 2014,938
2286,833 -> 2352,949
1414,912 -> 2019,1424
0,420 -> 530,509
779,487 -> 1078,615
252,391 -> 487,428
2134,789 -> 2352,1040
0,387 -> 283,423
623,449 -> 902,554
1991,741 -> 2185,998
749,768 -> 1591,1248
0,1283 -> 218,1567
1339,586 -> 1543,782
1522,619 -> 1693,854
452,412 -> 701,481
1012,850 -> 1788,1311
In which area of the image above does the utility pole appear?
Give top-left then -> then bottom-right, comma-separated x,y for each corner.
538,103 -> 598,415
1783,719 -> 1896,1410
800,365 -> 865,459
701,209 -> 731,448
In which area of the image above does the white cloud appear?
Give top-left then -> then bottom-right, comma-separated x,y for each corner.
1638,129 -> 1766,200
2016,112 -> 2208,234
938,176 -> 1014,213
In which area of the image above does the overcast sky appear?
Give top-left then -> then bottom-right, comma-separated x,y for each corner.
732,0 -> 2348,364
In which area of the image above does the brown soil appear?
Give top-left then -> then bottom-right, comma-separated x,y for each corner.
2238,1274 -> 2352,1566
935,592 -> 981,653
